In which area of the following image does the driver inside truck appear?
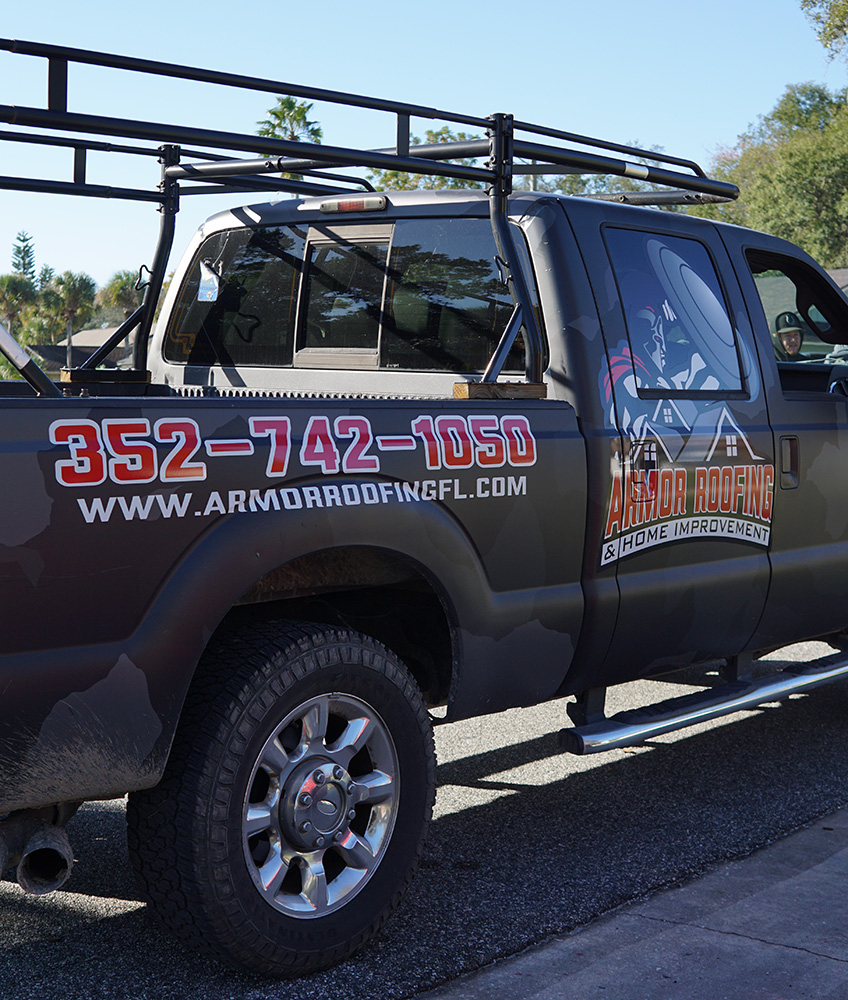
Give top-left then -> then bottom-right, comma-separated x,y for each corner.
773,311 -> 808,361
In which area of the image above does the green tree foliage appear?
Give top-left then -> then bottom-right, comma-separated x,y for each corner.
692,83 -> 848,266
99,269 -> 143,319
11,231 -> 36,283
802,0 -> 848,57
0,271 -> 36,380
53,271 -> 96,367
0,273 -> 36,337
257,96 -> 322,184
368,128 -> 486,190
258,96 -> 323,143
37,264 -> 54,291
746,81 -> 842,140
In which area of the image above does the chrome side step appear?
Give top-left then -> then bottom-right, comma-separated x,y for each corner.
559,653 -> 848,755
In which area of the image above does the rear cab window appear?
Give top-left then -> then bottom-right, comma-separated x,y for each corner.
164,216 -> 537,377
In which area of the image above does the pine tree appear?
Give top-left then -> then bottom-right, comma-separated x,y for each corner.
11,232 -> 35,283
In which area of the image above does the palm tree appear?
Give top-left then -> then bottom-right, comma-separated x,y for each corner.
257,97 -> 322,143
99,269 -> 143,319
0,273 -> 36,338
54,271 -> 96,368
257,97 -> 322,185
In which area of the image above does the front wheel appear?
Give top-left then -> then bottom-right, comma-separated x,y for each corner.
127,621 -> 435,976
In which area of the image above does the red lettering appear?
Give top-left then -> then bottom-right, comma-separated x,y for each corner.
436,416 -> 474,469
335,416 -> 379,473
694,467 -> 708,513
605,476 -> 623,538
673,468 -> 687,515
156,418 -> 207,482
50,419 -> 107,487
469,415 -> 506,468
103,419 -> 157,484
300,416 -> 340,474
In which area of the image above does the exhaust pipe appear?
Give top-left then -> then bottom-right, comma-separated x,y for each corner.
16,826 -> 74,895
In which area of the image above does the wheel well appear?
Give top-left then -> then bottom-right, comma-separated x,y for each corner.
221,547 -> 453,706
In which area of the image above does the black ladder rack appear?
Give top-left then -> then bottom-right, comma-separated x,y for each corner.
0,38 -> 739,385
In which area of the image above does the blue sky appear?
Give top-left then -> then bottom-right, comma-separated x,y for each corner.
0,0 -> 843,287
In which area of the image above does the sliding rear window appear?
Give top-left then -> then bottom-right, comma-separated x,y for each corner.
165,217 -> 533,373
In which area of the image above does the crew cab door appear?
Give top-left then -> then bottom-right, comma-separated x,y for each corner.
719,227 -> 848,648
566,202 -> 774,683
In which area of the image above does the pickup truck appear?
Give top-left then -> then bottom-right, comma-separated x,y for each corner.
3,39 -> 848,977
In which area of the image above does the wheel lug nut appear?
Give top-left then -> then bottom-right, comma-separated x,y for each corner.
333,766 -> 344,780
348,809 -> 356,820
314,836 -> 325,848
299,821 -> 312,834
346,784 -> 355,796
313,770 -> 326,784
300,793 -> 312,807
333,831 -> 344,842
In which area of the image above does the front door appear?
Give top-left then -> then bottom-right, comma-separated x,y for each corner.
722,228 -> 848,648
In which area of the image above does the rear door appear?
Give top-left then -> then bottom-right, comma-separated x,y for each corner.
566,201 -> 774,683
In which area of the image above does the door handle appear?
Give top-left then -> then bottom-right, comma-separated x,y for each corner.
780,435 -> 798,489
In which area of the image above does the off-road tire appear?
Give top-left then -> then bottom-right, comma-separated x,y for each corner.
126,621 -> 435,976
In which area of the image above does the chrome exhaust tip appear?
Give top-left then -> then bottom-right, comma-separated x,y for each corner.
17,826 -> 74,895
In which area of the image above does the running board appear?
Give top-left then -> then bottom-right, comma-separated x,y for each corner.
559,653 -> 848,755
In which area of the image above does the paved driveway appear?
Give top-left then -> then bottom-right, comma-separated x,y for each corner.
2,643 -> 847,1000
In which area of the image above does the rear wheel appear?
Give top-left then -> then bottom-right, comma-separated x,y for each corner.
127,621 -> 435,976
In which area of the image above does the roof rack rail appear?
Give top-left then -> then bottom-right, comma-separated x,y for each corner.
0,38 -> 738,383
589,190 -> 733,206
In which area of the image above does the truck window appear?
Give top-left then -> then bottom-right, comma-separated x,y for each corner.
296,218 -> 525,373
301,239 -> 388,355
745,249 -> 848,364
164,225 -> 305,367
166,218 -> 533,374
381,218 -> 521,373
604,228 -> 743,394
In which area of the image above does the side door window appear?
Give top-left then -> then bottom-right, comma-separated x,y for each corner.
604,227 -> 744,395
746,249 -> 848,374
738,244 -> 848,646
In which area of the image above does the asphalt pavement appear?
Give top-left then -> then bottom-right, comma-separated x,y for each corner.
2,642 -> 848,999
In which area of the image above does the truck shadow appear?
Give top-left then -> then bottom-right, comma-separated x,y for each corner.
2,681 -> 848,1000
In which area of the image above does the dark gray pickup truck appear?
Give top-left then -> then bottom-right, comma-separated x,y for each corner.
3,39 -> 848,977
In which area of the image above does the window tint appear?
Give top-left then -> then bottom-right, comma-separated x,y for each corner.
302,240 -> 389,352
605,228 -> 743,393
382,218 -> 521,373
746,249 -> 848,363
165,218 -> 534,374
164,225 -> 305,367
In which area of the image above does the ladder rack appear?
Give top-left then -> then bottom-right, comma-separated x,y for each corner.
0,38 -> 738,389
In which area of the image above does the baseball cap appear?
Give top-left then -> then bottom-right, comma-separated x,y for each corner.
775,311 -> 802,335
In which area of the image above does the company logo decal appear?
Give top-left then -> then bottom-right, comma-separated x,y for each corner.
601,338 -> 774,566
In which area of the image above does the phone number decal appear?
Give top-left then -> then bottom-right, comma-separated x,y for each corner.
48,413 -> 537,488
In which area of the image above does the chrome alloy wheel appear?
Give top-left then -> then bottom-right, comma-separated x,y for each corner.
242,693 -> 399,918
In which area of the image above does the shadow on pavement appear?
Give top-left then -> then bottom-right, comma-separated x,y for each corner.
2,680 -> 848,1000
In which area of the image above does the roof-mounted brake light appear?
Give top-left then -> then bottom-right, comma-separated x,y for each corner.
319,195 -> 387,214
